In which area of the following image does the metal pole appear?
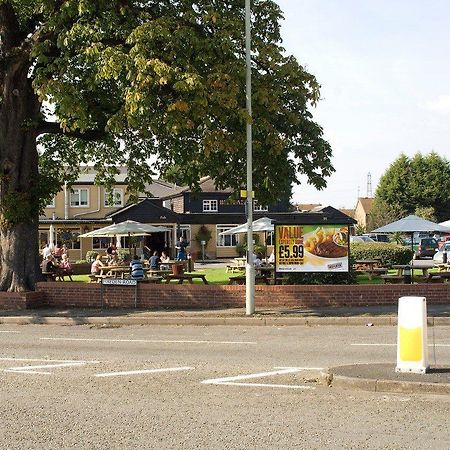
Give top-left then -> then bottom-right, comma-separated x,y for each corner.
245,0 -> 255,315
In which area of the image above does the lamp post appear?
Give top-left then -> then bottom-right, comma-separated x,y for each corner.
245,0 -> 255,315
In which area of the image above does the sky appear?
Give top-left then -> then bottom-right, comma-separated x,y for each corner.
275,0 -> 450,209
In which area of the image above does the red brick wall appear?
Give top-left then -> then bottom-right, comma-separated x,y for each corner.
0,291 -> 44,310
19,282 -> 450,310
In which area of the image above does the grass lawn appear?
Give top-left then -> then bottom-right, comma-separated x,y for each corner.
60,267 -> 441,285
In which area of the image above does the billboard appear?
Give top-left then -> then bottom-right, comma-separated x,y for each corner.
275,224 -> 349,272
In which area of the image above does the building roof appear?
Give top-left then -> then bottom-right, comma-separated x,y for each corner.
356,197 -> 374,213
293,203 -> 322,211
70,166 -> 180,198
108,199 -> 180,224
159,176 -> 235,200
339,208 -> 355,218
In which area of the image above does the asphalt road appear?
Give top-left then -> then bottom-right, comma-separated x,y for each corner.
0,324 -> 449,449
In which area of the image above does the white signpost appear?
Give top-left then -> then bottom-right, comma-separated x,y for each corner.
396,296 -> 429,374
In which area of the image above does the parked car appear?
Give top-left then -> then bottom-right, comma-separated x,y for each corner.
414,237 -> 439,259
433,242 -> 450,264
437,235 -> 450,248
365,233 -> 390,243
350,235 -> 375,243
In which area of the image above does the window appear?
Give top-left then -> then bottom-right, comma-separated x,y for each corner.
59,229 -> 81,249
217,225 -> 239,247
203,199 -> 218,212
46,197 -> 55,208
104,188 -> 124,207
254,202 -> 268,212
70,188 -> 89,207
178,225 -> 191,245
92,236 -> 109,249
266,231 -> 274,246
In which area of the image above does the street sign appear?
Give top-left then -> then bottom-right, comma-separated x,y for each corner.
102,278 -> 137,286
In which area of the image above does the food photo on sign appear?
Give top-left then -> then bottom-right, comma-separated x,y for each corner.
275,225 -> 349,272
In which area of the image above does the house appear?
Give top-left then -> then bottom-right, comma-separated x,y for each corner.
40,170 -> 356,261
353,197 -> 374,231
39,166 -> 179,261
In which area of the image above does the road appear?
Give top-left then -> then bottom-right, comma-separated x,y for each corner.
0,324 -> 449,449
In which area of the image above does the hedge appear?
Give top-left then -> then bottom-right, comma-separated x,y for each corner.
350,243 -> 413,266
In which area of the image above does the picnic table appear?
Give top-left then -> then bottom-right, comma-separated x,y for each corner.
163,273 -> 208,284
354,259 -> 388,280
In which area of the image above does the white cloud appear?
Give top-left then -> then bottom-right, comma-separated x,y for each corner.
426,95 -> 450,114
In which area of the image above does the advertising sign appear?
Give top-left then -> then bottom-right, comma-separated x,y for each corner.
275,224 -> 349,272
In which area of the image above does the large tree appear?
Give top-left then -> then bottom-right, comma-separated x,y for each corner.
372,152 -> 450,227
0,0 -> 334,291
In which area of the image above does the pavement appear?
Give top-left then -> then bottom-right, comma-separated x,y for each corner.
1,303 -> 449,396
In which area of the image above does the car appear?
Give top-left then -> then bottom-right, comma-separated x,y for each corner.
365,234 -> 390,243
433,242 -> 450,264
437,235 -> 450,248
350,235 -> 375,243
414,237 -> 438,259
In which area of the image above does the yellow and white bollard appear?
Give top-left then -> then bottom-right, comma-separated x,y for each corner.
396,296 -> 429,374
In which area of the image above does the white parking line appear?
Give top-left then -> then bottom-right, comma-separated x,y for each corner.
0,331 -> 19,333
1,358 -> 100,375
41,337 -> 256,345
95,366 -> 194,378
202,367 -> 322,390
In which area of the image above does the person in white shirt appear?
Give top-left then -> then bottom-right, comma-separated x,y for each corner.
42,243 -> 52,259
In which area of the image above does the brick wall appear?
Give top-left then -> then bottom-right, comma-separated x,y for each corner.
0,291 -> 44,310
11,282 -> 447,310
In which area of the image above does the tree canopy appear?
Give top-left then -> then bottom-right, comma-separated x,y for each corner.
372,152 -> 450,226
0,0 -> 334,291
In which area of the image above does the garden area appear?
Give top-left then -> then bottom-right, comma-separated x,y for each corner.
61,242 -> 443,285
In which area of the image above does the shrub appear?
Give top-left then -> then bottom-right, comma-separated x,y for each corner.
285,257 -> 357,285
350,243 -> 413,266
235,234 -> 266,257
117,249 -> 130,262
85,251 -> 99,262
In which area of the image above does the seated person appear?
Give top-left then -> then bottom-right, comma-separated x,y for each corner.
252,252 -> 262,268
130,256 -> 144,280
41,255 -> 57,279
58,254 -> 73,281
91,254 -> 104,275
149,251 -> 160,270
160,251 -> 170,270
52,243 -> 63,261
107,253 -> 120,266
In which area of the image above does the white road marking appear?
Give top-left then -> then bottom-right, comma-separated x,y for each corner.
41,337 -> 256,345
95,366 -> 193,378
0,331 -> 19,333
202,367 -> 320,390
2,358 -> 100,375
0,357 -> 100,363
352,343 -> 450,347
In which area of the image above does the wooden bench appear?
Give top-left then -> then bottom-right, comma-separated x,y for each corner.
228,275 -> 270,285
163,273 -> 208,284
138,276 -> 163,284
88,274 -> 106,283
226,265 -> 245,273
381,275 -> 404,284
425,273 -> 445,283
42,271 -> 56,281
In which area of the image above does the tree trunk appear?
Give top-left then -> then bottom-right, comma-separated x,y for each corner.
0,57 -> 41,292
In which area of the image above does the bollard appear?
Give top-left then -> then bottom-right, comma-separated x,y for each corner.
396,296 -> 429,374
403,265 -> 412,284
